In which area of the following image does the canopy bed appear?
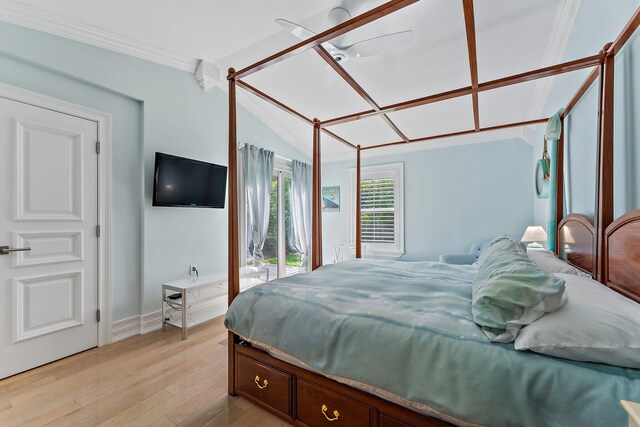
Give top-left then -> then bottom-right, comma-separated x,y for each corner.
225,1 -> 640,426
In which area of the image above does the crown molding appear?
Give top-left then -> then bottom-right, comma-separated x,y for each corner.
322,127 -> 534,163
195,59 -> 221,90
526,0 -> 583,121
0,1 -> 311,157
520,125 -> 540,146
0,1 -> 198,72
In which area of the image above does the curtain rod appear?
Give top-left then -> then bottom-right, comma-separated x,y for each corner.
275,153 -> 293,163
237,142 -> 294,163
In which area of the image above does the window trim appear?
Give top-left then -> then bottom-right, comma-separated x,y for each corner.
350,162 -> 404,258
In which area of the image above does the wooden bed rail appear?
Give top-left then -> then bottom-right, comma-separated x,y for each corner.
235,80 -> 357,150
313,45 -> 410,143
320,53 -> 603,128
361,117 -> 548,150
562,68 -> 599,119
606,7 -> 640,57
229,0 -> 417,80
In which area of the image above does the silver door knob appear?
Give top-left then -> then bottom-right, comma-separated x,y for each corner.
0,246 -> 31,255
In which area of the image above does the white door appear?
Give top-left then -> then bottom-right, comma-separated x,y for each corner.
0,97 -> 99,379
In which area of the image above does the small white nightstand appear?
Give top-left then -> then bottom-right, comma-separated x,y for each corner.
162,266 -> 267,339
622,400 -> 640,427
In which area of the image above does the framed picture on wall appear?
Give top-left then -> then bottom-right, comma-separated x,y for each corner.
322,186 -> 340,212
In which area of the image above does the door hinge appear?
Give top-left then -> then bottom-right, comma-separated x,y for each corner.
96,225 -> 101,238
96,141 -> 101,154
96,309 -> 101,322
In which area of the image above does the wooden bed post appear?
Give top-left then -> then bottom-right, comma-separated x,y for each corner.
227,68 -> 240,396
356,145 -> 362,258
554,126 -> 564,257
312,119 -> 323,270
595,46 -> 614,284
462,0 -> 480,132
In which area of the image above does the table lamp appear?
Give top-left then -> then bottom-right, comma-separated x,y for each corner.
521,226 -> 547,249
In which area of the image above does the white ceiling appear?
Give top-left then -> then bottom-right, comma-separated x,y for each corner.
388,95 -> 476,140
244,49 -> 373,120
2,0 -> 639,159
9,0 -> 341,65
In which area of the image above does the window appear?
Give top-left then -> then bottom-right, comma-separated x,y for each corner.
351,163 -> 404,258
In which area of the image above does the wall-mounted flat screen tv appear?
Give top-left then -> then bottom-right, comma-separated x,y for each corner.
152,152 -> 227,208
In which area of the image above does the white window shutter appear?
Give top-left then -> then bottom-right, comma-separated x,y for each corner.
350,162 -> 404,258
361,177 -> 395,243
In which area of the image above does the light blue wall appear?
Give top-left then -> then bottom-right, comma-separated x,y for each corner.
322,139 -> 533,261
565,83 -> 598,217
614,29 -> 640,218
533,1 -> 640,230
0,22 -> 308,319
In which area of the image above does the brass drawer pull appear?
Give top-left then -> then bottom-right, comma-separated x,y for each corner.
254,375 -> 268,389
321,404 -> 340,421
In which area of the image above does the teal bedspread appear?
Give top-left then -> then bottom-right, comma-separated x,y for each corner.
225,259 -> 640,426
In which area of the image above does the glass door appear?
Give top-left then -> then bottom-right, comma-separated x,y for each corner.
262,175 -> 279,280
283,174 -> 302,277
245,169 -> 304,281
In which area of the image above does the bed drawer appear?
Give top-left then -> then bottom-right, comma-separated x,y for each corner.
379,413 -> 451,427
379,414 -> 412,427
296,379 -> 371,426
236,353 -> 292,416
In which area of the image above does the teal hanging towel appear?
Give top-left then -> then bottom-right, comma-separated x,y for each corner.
544,108 -> 564,252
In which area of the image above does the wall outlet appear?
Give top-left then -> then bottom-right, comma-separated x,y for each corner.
189,264 -> 198,276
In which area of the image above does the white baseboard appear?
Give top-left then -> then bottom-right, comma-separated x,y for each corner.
111,315 -> 141,342
141,310 -> 163,335
111,295 -> 227,342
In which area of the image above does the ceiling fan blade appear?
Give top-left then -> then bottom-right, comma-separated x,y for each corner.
345,30 -> 413,58
275,18 -> 339,51
323,64 -> 338,88
275,19 -> 317,40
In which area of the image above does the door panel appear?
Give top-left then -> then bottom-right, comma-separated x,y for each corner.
14,119 -> 84,221
0,97 -> 98,379
13,270 -> 83,342
12,230 -> 84,267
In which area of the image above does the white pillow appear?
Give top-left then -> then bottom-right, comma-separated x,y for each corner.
514,273 -> 640,368
527,250 -> 591,277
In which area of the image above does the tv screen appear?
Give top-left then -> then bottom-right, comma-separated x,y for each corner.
152,152 -> 227,208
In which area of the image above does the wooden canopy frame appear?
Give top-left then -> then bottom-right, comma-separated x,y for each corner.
227,0 -> 640,411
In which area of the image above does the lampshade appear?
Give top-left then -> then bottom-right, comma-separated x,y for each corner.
521,226 -> 548,243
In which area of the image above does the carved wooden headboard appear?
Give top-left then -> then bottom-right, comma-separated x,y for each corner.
604,209 -> 640,303
557,214 -> 595,277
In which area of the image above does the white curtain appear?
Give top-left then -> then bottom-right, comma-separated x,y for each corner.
291,160 -> 312,271
240,144 -> 274,266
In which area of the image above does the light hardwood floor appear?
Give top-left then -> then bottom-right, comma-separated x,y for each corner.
0,316 -> 293,427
